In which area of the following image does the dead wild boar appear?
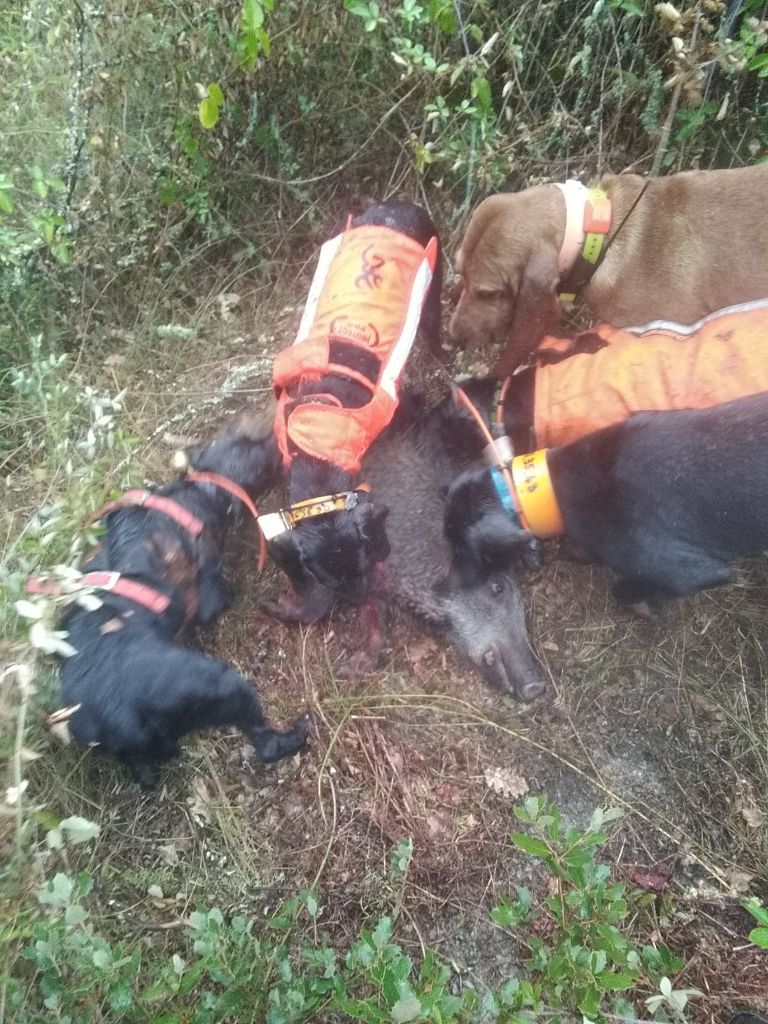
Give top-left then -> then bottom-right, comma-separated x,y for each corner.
361,398 -> 545,700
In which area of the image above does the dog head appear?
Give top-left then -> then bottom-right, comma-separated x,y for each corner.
183,404 -> 282,498
449,187 -> 563,375
268,499 -> 390,613
444,465 -> 540,587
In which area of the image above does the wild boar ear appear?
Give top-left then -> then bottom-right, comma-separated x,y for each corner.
494,249 -> 562,378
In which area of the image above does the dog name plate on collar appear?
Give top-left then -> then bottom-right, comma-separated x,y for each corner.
258,488 -> 369,541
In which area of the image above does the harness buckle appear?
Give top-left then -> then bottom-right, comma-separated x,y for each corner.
84,570 -> 121,591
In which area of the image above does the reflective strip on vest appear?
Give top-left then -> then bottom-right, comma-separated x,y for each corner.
273,224 -> 437,472
533,298 -> 768,449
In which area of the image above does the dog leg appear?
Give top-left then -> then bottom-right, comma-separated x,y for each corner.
613,554 -> 732,617
196,569 -> 233,626
122,755 -> 161,790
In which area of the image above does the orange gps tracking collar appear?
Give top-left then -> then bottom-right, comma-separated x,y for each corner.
510,449 -> 565,538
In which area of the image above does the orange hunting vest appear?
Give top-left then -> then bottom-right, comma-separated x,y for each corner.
273,224 -> 437,474
532,299 -> 768,448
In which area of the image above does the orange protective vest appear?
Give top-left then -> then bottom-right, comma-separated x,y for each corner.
533,299 -> 768,448
274,224 -> 437,474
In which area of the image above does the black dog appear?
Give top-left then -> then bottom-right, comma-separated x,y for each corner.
445,392 -> 768,615
53,408 -> 309,787
265,200 -> 443,624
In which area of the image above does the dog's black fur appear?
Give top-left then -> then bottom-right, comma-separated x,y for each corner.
266,201 -> 443,623
445,392 -> 768,614
59,408 -> 309,788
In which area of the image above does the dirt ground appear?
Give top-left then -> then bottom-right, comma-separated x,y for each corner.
26,300 -> 768,1020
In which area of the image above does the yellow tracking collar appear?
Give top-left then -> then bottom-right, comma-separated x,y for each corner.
258,486 -> 370,541
511,450 -> 565,538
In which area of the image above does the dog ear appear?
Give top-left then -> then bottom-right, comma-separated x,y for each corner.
355,503 -> 390,563
494,250 -> 561,378
452,510 -> 535,586
267,530 -> 311,586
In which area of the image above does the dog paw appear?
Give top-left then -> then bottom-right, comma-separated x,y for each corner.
624,599 -> 661,623
293,712 -> 312,743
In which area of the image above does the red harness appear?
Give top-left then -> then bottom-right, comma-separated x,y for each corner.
273,223 -> 438,474
26,472 -> 265,616
25,571 -> 171,614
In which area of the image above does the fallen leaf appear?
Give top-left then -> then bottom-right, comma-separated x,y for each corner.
484,766 -> 529,800
217,292 -> 241,322
741,803 -> 767,828
541,640 -> 559,652
157,843 -> 180,867
725,867 -> 754,894
630,866 -> 672,893
187,778 -> 213,824
148,884 -> 164,899
434,783 -> 463,808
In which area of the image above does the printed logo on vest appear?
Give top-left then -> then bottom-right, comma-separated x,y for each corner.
355,246 -> 385,290
329,316 -> 380,348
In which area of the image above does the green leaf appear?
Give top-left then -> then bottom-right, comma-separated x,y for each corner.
0,190 -> 14,213
108,979 -> 134,1013
60,815 -> 100,845
208,82 -> 224,106
243,0 -> 265,29
471,75 -> 492,112
199,98 -> 220,129
373,917 -> 393,949
510,833 -> 551,858
749,927 -> 768,948
597,971 -> 637,991
578,984 -> 601,1018
744,899 -> 768,927
391,995 -> 422,1022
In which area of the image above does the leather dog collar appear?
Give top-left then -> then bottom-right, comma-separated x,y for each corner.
510,449 -> 565,538
258,486 -> 370,541
25,571 -> 171,615
554,180 -> 612,302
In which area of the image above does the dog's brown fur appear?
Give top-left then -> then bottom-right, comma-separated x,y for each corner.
449,164 -> 768,376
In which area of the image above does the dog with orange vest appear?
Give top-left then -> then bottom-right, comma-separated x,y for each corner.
261,201 -> 442,626
445,391 -> 768,619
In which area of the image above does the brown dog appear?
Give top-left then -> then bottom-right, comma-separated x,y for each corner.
449,163 -> 768,376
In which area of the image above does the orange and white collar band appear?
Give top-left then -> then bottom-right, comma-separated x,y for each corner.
554,180 -> 612,279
